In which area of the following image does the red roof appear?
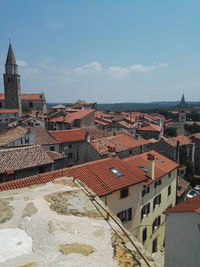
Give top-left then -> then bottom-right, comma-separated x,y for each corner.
0,109 -> 19,114
124,150 -> 178,186
48,109 -> 94,123
138,124 -> 162,132
0,157 -> 147,196
95,119 -> 108,126
21,94 -> 43,101
50,128 -> 85,143
0,94 -> 43,101
193,133 -> 200,140
91,134 -> 151,155
165,194 -> 200,214
163,135 -> 193,147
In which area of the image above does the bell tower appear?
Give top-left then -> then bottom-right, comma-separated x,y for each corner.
3,43 -> 22,114
178,94 -> 186,124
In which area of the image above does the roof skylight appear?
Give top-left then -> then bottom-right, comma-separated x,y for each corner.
138,166 -> 148,173
110,168 -> 123,177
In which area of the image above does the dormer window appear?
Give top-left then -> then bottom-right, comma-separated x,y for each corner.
110,168 -> 123,177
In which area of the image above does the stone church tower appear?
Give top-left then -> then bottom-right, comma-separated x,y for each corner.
3,44 -> 22,114
178,94 -> 186,124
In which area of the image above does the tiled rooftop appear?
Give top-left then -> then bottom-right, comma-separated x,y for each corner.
0,109 -> 19,114
0,126 -> 27,147
166,193 -> 200,214
31,126 -> 58,145
90,134 -> 150,155
163,135 -> 193,147
49,109 -> 94,123
0,157 -> 147,196
0,145 -> 54,173
138,124 -> 162,132
50,128 -> 86,143
124,150 -> 178,186
0,93 -> 43,101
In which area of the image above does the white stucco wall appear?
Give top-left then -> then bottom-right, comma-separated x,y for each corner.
165,212 -> 200,267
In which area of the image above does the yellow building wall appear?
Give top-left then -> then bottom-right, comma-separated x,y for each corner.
138,168 -> 177,254
100,182 -> 144,234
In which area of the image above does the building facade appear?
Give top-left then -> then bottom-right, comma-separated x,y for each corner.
0,44 -> 47,115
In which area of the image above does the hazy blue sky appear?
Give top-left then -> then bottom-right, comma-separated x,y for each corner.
0,0 -> 200,103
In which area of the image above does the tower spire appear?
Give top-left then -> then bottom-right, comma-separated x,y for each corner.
6,43 -> 17,65
180,93 -> 186,108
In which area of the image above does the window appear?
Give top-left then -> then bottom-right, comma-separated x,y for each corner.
141,203 -> 150,220
68,152 -> 73,158
139,166 -> 148,172
142,228 -> 147,243
154,179 -> 162,188
129,150 -> 132,155
152,216 -> 161,232
8,77 -> 10,83
50,146 -> 55,151
0,103 -> 2,108
110,168 -> 123,177
152,238 -> 158,253
117,208 -> 132,223
120,188 -> 129,199
68,144 -> 72,149
168,171 -> 171,178
29,102 -> 33,108
168,186 -> 171,196
142,186 -> 150,197
153,194 -> 161,209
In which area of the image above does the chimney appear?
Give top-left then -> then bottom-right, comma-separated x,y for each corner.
176,141 -> 180,163
147,153 -> 155,179
85,132 -> 90,142
135,134 -> 140,140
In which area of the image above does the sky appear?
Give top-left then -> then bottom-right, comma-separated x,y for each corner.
0,0 -> 200,103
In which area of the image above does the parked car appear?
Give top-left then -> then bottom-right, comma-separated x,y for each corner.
186,187 -> 200,199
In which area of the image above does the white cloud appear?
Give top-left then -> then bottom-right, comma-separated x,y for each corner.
129,64 -> 155,72
105,63 -> 168,78
106,66 -> 130,78
74,62 -> 102,75
17,60 -> 28,67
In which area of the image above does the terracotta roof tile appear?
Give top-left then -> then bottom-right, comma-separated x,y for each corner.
138,124 -> 162,132
124,150 -> 178,186
91,134 -> 151,155
165,194 -> 200,214
0,109 -> 19,114
46,150 -> 64,160
21,94 -> 43,101
0,126 -> 27,147
0,146 -> 53,173
48,109 -> 94,123
0,157 -> 147,196
0,94 -> 43,101
31,126 -> 58,145
163,135 -> 193,147
50,128 -> 86,143
82,127 -> 112,140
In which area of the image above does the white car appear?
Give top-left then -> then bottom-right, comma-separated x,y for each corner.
187,187 -> 200,199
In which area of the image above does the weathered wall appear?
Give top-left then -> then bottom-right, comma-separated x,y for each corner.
165,212 -> 200,267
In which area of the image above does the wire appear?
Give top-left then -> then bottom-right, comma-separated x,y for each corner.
72,177 -> 152,267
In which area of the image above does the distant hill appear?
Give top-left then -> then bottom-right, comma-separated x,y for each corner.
47,101 -> 200,112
